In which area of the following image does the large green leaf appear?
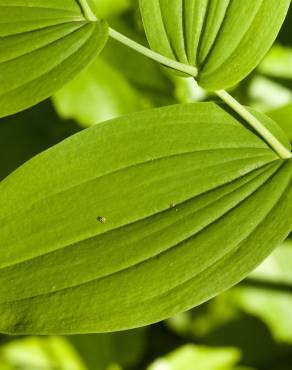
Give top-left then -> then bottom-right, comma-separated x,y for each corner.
139,0 -> 291,90
0,102 -> 291,334
0,0 -> 108,118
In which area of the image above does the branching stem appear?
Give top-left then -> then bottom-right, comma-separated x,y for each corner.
108,27 -> 291,159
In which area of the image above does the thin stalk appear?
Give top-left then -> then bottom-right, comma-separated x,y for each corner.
109,28 -> 198,78
102,24 -> 291,159
79,0 -> 97,21
215,89 -> 292,159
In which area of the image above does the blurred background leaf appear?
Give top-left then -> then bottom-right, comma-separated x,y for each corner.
0,336 -> 86,370
230,240 -> 292,345
53,8 -> 175,127
70,329 -> 146,370
147,345 -> 242,370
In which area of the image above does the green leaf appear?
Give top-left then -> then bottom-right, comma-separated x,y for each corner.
70,329 -> 146,370
0,0 -> 109,118
251,239 -> 292,285
0,336 -> 86,370
53,55 -> 149,127
230,239 -> 292,344
268,105 -> 292,143
0,102 -> 291,334
259,44 -> 292,80
52,19 -> 175,127
139,0 -> 290,90
94,0 -> 131,19
147,345 -> 241,370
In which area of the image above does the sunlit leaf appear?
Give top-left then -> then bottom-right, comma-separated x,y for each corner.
230,239 -> 292,344
147,345 -> 241,370
0,0 -> 109,118
53,55 -> 148,127
259,44 -> 292,80
0,336 -> 86,370
269,105 -> 292,143
0,103 -> 291,334
139,0 -> 290,90
248,76 -> 292,112
95,0 -> 131,19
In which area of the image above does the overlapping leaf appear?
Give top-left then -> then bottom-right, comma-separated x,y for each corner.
139,0 -> 291,90
0,103 -> 291,334
0,0 -> 108,118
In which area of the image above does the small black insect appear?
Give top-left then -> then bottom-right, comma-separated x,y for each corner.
97,216 -> 107,224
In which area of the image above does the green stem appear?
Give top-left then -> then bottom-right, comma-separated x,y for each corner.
109,28 -> 198,77
79,0 -> 97,21
108,27 -> 291,159
216,90 -> 292,159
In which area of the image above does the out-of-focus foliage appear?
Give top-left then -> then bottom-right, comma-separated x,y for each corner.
248,44 -> 292,112
269,105 -> 292,143
1,0 -> 292,369
53,19 -> 175,127
0,101 -> 80,181
70,329 -> 146,370
2,102 -> 291,335
230,240 -> 292,344
147,345 -> 242,370
0,336 -> 86,370
95,0 -> 132,19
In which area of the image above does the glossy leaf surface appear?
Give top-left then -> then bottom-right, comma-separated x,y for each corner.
0,0 -> 108,118
139,0 -> 291,90
0,103 -> 292,334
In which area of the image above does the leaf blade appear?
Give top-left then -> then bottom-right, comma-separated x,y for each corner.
0,0 -> 109,117
139,0 -> 291,89
0,103 -> 291,334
